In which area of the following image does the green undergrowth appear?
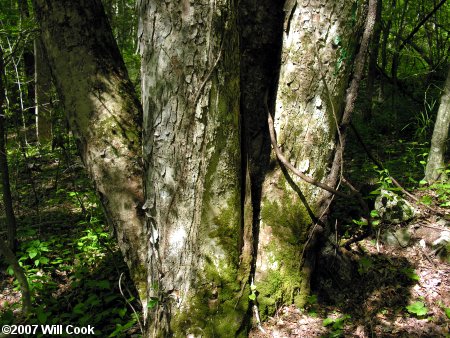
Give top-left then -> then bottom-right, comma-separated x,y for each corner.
0,141 -> 141,337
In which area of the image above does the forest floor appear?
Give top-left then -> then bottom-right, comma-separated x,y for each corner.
249,115 -> 450,337
249,203 -> 450,337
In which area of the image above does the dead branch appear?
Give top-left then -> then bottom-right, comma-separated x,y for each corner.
267,110 -> 350,199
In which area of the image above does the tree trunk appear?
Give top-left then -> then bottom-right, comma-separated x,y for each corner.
425,66 -> 450,183
255,0 -> 365,317
34,37 -> 53,144
0,239 -> 32,314
31,0 -> 148,305
0,46 -> 18,252
18,0 -> 37,143
138,1 -> 248,336
365,0 -> 383,121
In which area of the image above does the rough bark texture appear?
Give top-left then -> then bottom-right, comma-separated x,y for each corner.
32,0 -> 147,300
256,0 -> 363,317
425,66 -> 450,183
139,1 -> 248,336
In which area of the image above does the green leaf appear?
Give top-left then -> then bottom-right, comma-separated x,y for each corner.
402,268 -> 420,281
97,280 -> 110,289
406,301 -> 428,316
73,303 -> 85,314
420,195 -> 433,205
307,294 -> 318,305
248,293 -> 256,301
250,284 -> 257,291
39,257 -> 49,265
444,307 -> 450,319
323,317 -> 335,326
148,297 -> 158,309
419,180 -> 427,185
28,249 -> 38,259
37,309 -> 48,324
370,210 -> 379,218
118,307 -> 127,318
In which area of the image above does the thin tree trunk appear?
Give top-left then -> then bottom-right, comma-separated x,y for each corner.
365,0 -> 383,121
0,239 -> 31,314
18,0 -> 36,143
32,0 -> 148,308
424,66 -> 450,183
0,46 -> 17,252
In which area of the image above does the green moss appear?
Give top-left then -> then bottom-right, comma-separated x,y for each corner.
257,175 -> 315,319
130,264 -> 148,305
170,256 -> 248,337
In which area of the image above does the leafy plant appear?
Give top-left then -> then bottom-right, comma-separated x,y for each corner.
406,301 -> 428,317
358,256 -> 373,275
401,267 -> 420,282
248,283 -> 257,301
323,314 -> 351,337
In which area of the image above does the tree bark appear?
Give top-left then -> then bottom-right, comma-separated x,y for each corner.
365,0 -> 383,121
34,37 -> 52,144
425,66 -> 450,183
255,0 -> 365,316
0,46 -> 18,252
139,1 -> 248,336
31,0 -> 148,306
0,239 -> 32,314
18,0 -> 37,143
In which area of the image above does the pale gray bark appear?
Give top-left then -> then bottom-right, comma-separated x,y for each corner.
256,0 -> 365,313
32,0 -> 147,302
425,67 -> 450,183
139,1 -> 247,336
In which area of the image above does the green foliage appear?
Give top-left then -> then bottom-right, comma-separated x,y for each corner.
248,283 -> 257,301
357,256 -> 373,275
401,267 -> 420,282
406,301 -> 428,317
323,314 -> 351,337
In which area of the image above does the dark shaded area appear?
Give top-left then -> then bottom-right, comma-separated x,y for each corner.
238,0 -> 285,271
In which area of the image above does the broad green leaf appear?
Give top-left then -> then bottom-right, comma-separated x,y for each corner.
323,317 -> 335,326
406,301 -> 428,316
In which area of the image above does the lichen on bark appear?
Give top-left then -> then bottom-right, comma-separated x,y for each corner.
255,0 -> 364,315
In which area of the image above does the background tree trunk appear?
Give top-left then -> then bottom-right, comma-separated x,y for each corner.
255,0 -> 364,317
31,0 -> 148,307
425,66 -> 450,183
34,37 -> 52,144
18,0 -> 36,143
0,46 -> 17,252
138,1 -> 248,336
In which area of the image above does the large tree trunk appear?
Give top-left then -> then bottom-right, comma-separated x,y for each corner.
425,66 -> 450,183
31,0 -> 148,305
138,1 -> 248,336
255,0 -> 365,317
